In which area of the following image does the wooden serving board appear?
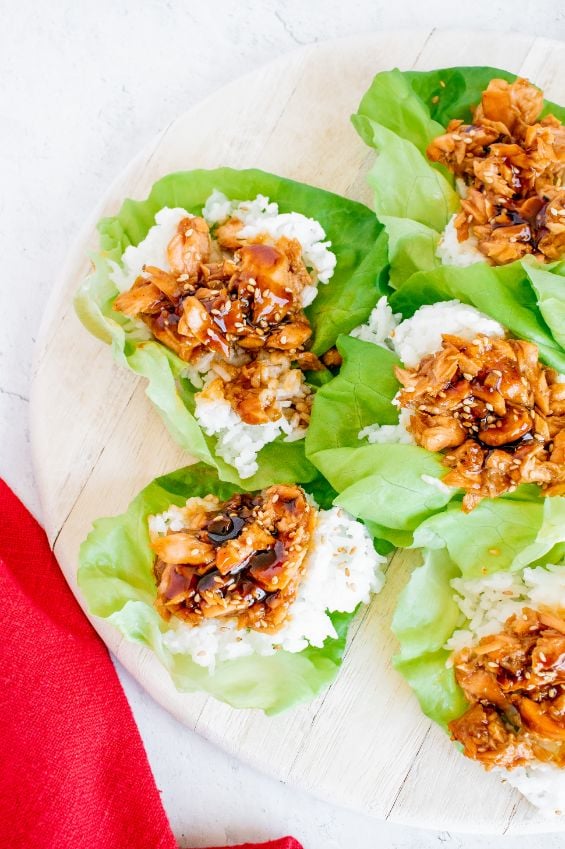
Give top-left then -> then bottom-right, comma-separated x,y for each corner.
31,31 -> 565,834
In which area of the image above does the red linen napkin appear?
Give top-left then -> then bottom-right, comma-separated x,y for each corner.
0,480 -> 303,849
209,844 -> 302,849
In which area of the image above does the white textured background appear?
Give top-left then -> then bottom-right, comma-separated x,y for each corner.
3,2 -> 565,847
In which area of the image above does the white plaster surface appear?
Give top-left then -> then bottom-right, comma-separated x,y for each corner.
4,1 -> 565,846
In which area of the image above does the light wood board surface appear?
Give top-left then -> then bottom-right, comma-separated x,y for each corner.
30,31 -> 565,834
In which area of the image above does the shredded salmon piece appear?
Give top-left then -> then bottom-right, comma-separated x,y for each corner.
150,485 -> 315,633
450,608 -> 565,769
427,77 -> 565,264
395,333 -> 565,510
198,350 -> 312,429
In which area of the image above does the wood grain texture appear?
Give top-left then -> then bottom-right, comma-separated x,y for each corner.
30,31 -> 565,834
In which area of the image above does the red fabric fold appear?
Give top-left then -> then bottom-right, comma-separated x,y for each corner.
211,842 -> 302,849
0,480 -> 303,849
0,480 -> 178,849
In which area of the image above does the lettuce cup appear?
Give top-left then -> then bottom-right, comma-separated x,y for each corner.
393,547 -> 565,813
75,169 -> 388,488
352,67 -> 565,359
426,77 -> 565,268
78,465 -> 386,713
306,294 -> 565,567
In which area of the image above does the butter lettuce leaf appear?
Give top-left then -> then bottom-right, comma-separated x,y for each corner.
353,66 -> 565,362
75,168 -> 389,488
78,463 -> 357,715
306,327 -> 565,564
389,262 -> 565,373
413,488 -> 565,578
362,123 -> 458,232
392,495 -> 565,730
306,334 -> 455,546
392,548 -> 467,729
522,260 -> 565,351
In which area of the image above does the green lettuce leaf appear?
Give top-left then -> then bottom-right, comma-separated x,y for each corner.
78,463 -> 358,715
306,334 -> 456,545
389,262 -> 565,373
306,335 -> 400,450
353,66 -> 565,360
380,217 -> 441,287
75,168 -> 389,488
362,123 -> 458,232
392,498 -> 565,729
306,324 -> 565,562
522,259 -> 565,351
392,548 -> 467,728
353,68 -> 446,153
413,487 -> 565,578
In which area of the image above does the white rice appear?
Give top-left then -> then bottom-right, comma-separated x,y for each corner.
202,189 -> 337,290
358,408 -> 414,445
160,505 -> 386,670
181,350 -> 217,390
350,296 -> 401,349
148,505 -> 187,536
390,301 -> 505,368
194,361 -> 309,479
353,298 -> 505,446
351,297 -> 505,369
446,563 -> 565,653
436,179 -> 485,268
195,392 -> 305,479
500,763 -> 565,815
437,213 -> 485,268
148,496 -> 218,536
109,207 -> 193,292
446,562 -> 565,814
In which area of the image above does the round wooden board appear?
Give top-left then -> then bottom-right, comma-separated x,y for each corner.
31,30 -> 565,834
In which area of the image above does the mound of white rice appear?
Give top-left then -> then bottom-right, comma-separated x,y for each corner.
436,213 -> 485,268
446,564 -> 565,653
194,359 -> 310,479
109,207 -> 193,292
358,408 -> 414,446
351,297 -> 505,369
160,505 -> 386,670
389,300 -> 505,368
202,189 -> 337,294
110,193 -> 336,305
353,298 -> 505,448
446,563 -> 565,813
